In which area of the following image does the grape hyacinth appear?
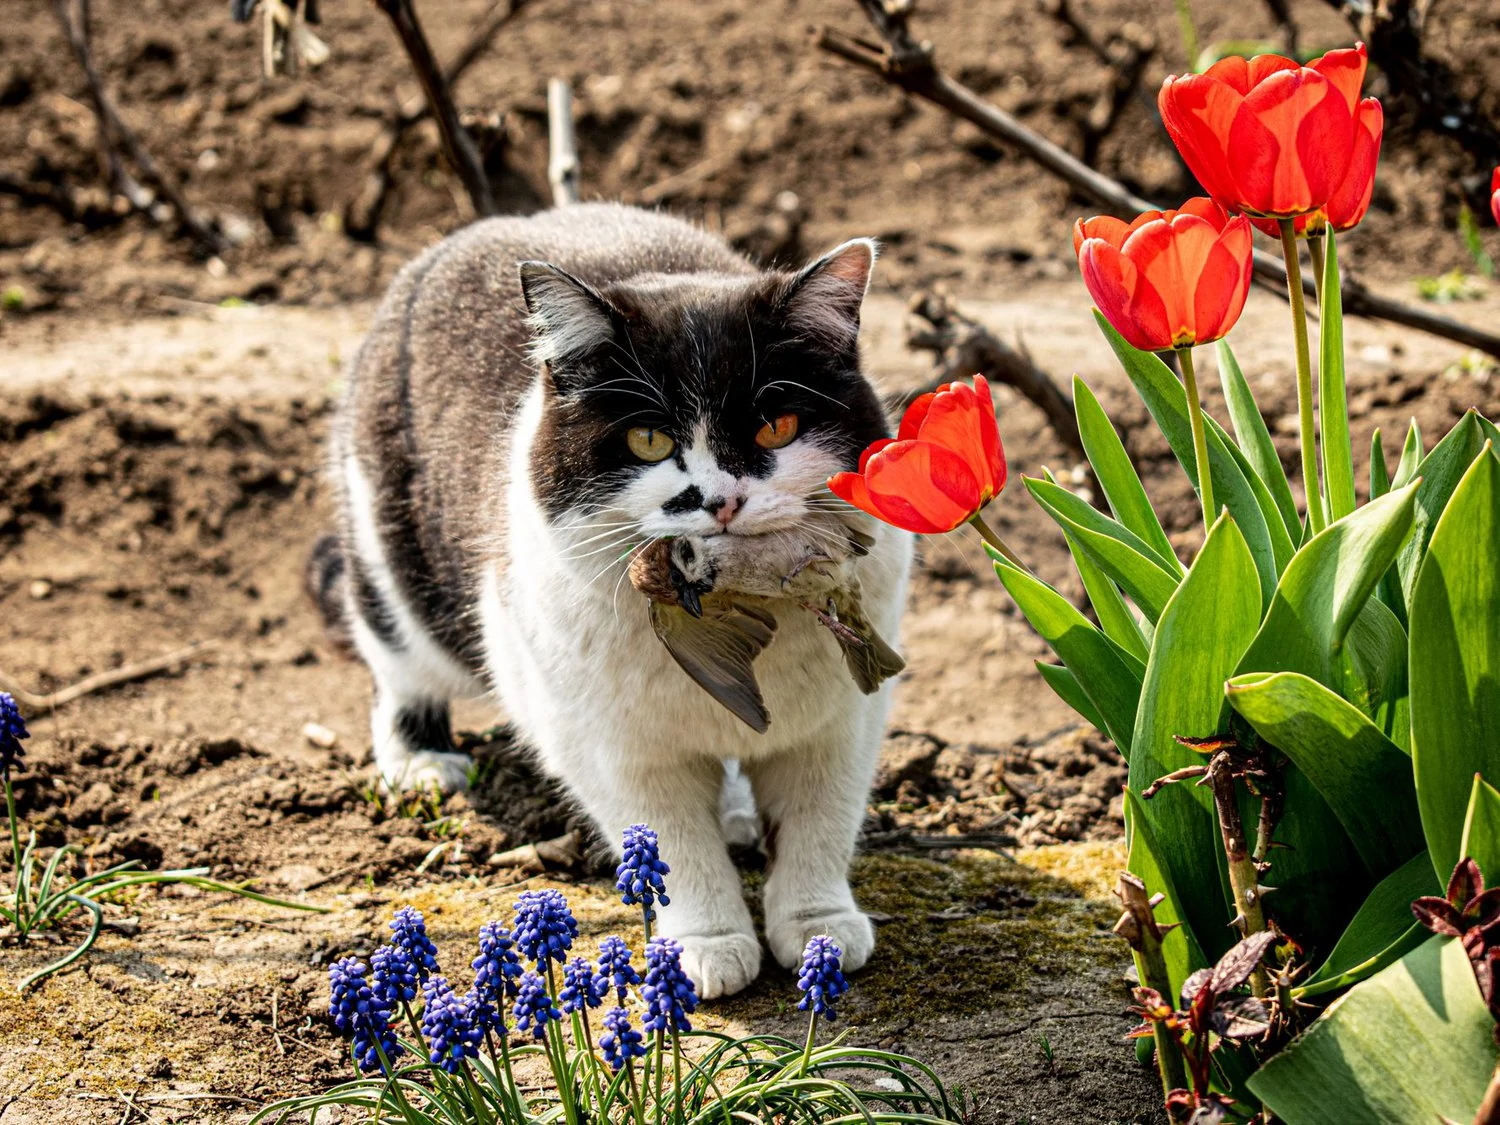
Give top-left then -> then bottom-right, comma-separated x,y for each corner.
616,824 -> 670,918
599,1005 -> 646,1072
512,888 -> 578,965
0,692 -> 28,777
472,921 -> 524,1000
596,935 -> 641,1004
328,956 -> 402,1074
370,943 -> 419,1007
797,936 -> 850,1022
513,970 -> 563,1039
559,956 -> 605,1014
641,936 -> 698,1035
389,906 -> 441,979
421,976 -> 483,1073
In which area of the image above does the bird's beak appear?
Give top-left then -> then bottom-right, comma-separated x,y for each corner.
677,584 -> 703,618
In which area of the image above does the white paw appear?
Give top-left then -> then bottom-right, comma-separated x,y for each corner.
381,750 -> 472,795
676,931 -> 762,1000
766,909 -> 875,973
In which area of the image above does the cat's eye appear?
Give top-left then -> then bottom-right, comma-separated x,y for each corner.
755,414 -> 799,450
626,427 -> 676,462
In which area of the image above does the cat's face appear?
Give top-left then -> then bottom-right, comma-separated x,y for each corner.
521,241 -> 889,559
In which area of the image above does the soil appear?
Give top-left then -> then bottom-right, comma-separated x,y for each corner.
2,0 -> 1500,1122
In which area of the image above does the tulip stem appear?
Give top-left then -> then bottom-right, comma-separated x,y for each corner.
1176,347 -> 1215,529
969,512 -> 1028,572
1307,234 -> 1326,307
1279,218 -> 1327,535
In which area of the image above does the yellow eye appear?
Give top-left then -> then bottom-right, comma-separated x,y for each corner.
626,427 -> 676,462
755,414 -> 799,450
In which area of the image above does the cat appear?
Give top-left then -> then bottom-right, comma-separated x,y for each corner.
314,203 -> 913,998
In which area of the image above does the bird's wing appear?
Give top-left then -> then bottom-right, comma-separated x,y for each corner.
648,600 -> 778,733
804,595 -> 906,695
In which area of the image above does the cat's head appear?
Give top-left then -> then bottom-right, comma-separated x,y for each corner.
519,240 -> 889,552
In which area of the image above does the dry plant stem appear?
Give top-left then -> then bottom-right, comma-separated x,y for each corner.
1177,347 -> 1215,527
1113,874 -> 1189,1095
53,0 -> 224,253
1279,219 -> 1326,535
547,78 -> 581,207
1208,762 -> 1269,996
0,641 -> 217,712
815,2 -> 1500,361
372,0 -> 496,217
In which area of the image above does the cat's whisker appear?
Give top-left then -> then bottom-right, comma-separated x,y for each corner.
753,378 -> 848,411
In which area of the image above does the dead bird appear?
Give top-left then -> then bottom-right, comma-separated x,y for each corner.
628,521 -> 905,732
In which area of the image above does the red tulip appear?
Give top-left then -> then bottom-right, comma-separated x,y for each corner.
1250,96 -> 1383,236
1073,198 -> 1254,353
1491,167 -> 1500,228
828,376 -> 1006,534
1159,45 -> 1368,219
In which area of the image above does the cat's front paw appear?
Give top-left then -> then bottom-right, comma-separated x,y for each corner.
766,909 -> 875,973
676,931 -> 762,1000
381,750 -> 472,795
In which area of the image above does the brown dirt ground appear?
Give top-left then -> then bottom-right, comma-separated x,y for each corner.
3,0 -> 1500,1121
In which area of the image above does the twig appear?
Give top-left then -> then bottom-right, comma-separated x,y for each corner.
345,0 -> 527,239
1038,0 -> 1156,166
547,78 -> 580,207
53,0 -> 223,253
0,641 -> 218,712
370,0 -> 497,219
814,0 -> 1500,361
902,289 -> 1083,457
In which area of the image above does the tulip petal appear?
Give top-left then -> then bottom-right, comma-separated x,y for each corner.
858,437 -> 895,474
897,395 -> 935,443
1122,213 -> 1223,346
972,374 -> 1007,497
1309,43 -> 1368,115
1244,53 -> 1301,88
1325,97 -> 1382,231
916,380 -> 1002,500
1074,215 -> 1133,256
828,469 -> 878,517
1159,75 -> 1245,205
1231,68 -> 1353,215
1079,239 -> 1173,353
1191,216 -> 1254,344
1492,166 -> 1500,228
864,440 -> 983,534
1178,196 -> 1231,229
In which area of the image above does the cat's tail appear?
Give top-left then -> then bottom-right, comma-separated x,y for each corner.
305,532 -> 355,654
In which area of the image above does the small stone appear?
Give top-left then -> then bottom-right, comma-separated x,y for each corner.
28,579 -> 51,600
302,722 -> 337,749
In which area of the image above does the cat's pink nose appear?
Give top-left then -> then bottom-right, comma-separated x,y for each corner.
707,495 -> 742,527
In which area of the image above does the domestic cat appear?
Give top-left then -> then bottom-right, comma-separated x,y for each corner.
315,203 -> 913,997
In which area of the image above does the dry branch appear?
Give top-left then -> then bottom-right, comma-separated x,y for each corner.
370,0 -> 497,219
0,641 -> 219,713
1038,0 -> 1156,166
815,0 -> 1500,361
902,289 -> 1083,458
547,78 -> 580,206
53,0 -> 224,253
346,0 -> 527,239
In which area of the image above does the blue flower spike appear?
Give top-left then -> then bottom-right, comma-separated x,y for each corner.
389,906 -> 441,980
616,824 -> 670,918
421,976 -> 483,1073
641,936 -> 698,1035
512,889 -> 579,966
560,956 -> 605,1014
472,921 -> 524,1002
0,692 -> 29,778
513,970 -> 563,1040
596,936 -> 641,1004
370,944 -> 419,1007
600,1005 -> 647,1072
797,935 -> 850,1022
328,956 -> 402,1074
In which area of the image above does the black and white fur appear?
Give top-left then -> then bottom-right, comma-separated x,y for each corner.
319,203 -> 912,998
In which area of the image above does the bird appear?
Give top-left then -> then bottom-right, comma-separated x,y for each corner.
627,518 -> 904,732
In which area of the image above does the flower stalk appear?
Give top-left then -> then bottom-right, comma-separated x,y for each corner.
1280,217 -> 1327,535
1112,873 -> 1190,1096
970,512 -> 1027,571
1177,347 -> 1215,527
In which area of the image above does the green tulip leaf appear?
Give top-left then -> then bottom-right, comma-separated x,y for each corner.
1369,427 -> 1391,501
996,562 -> 1142,755
1236,482 -> 1418,694
1391,418 -> 1423,490
1249,936 -> 1500,1125
1204,412 -> 1297,575
1216,338 -> 1301,543
1023,476 -> 1181,624
1460,775 -> 1500,898
1397,411 -> 1485,610
1225,671 -> 1422,874
1411,444 -> 1500,879
1477,411 -> 1500,449
1342,595 -> 1411,747
1124,787 -> 1207,998
1297,850 -> 1438,998
1097,313 -> 1281,607
1072,375 -> 1181,576
1035,661 -> 1108,737
1128,512 -> 1261,959
1319,231 -> 1356,523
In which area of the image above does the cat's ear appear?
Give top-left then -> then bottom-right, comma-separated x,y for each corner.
778,238 -> 877,352
518,261 -> 618,371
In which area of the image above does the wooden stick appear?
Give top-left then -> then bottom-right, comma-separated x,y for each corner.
0,640 -> 218,712
53,0 -> 224,253
547,78 -> 580,207
371,0 -> 496,218
815,1 -> 1500,360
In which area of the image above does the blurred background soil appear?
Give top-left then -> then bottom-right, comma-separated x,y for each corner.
2,0 -> 1500,1120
